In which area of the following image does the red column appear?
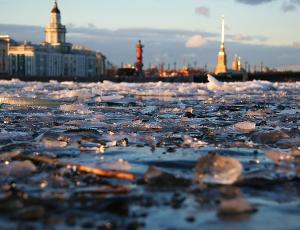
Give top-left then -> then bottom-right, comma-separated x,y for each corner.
136,40 -> 144,72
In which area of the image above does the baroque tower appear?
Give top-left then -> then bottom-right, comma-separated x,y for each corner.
215,16 -> 227,75
45,0 -> 66,46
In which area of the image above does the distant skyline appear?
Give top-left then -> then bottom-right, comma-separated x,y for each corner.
1,0 -> 300,69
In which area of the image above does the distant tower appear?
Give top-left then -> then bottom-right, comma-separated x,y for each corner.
232,54 -> 239,71
215,16 -> 228,75
135,40 -> 144,74
45,0 -> 66,46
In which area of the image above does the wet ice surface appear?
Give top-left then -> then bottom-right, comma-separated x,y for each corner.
0,78 -> 300,229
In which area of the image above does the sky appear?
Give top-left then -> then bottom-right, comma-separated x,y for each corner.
0,0 -> 300,70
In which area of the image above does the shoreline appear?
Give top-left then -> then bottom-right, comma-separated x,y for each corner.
0,71 -> 300,83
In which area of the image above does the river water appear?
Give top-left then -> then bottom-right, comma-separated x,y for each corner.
0,78 -> 299,230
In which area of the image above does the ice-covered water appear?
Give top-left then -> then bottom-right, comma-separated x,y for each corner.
0,78 -> 299,230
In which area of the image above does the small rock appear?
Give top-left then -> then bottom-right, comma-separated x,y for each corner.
195,153 -> 243,185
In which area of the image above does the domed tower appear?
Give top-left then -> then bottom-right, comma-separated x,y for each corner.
45,0 -> 67,46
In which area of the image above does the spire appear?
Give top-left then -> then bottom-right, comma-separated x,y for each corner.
215,15 -> 228,75
221,15 -> 225,45
51,0 -> 60,13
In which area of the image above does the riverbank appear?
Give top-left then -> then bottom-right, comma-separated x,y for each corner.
0,71 -> 300,83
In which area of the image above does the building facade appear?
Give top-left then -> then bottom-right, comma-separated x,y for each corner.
96,52 -> 106,76
5,1 -> 106,79
0,36 -> 10,74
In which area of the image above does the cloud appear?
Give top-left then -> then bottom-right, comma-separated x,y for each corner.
281,2 -> 297,12
236,0 -> 300,11
186,35 -> 207,48
292,0 -> 300,5
195,7 -> 210,17
0,24 -> 299,69
236,0 -> 276,5
281,0 -> 300,12
230,34 -> 268,43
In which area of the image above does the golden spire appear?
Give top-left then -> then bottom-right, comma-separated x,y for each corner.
221,15 -> 225,47
51,0 -> 60,13
215,15 -> 228,75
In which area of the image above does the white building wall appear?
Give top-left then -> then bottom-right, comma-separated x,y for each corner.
8,44 -> 99,78
0,41 -> 8,74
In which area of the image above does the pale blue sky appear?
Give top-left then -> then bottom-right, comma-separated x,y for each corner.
0,0 -> 300,68
0,0 -> 299,45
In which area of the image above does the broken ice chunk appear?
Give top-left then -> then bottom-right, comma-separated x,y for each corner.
0,97 -> 61,106
182,135 -> 208,148
101,158 -> 131,171
41,137 -> 68,148
49,175 -> 70,188
291,148 -> 300,156
276,138 -> 300,148
207,74 -> 224,91
94,95 -> 124,102
251,130 -> 290,144
207,74 -> 234,91
218,198 -> 257,217
140,106 -> 158,115
234,122 -> 256,132
0,150 -> 22,161
60,104 -> 92,114
0,130 -> 32,141
79,142 -> 105,153
265,150 -> 295,165
0,160 -> 37,178
195,153 -> 243,185
15,206 -> 46,221
246,109 -> 271,117
144,166 -> 191,186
